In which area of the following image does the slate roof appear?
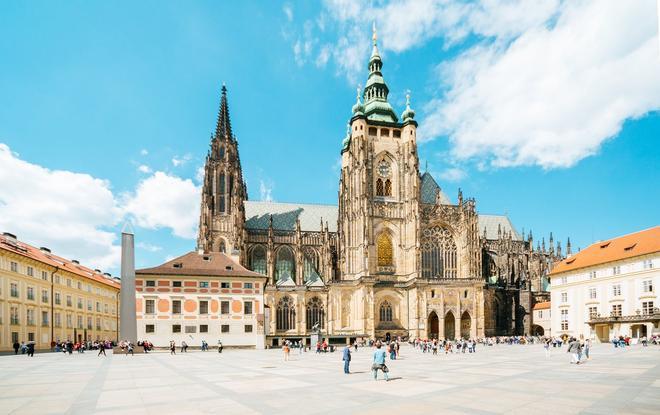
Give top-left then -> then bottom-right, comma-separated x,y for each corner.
244,201 -> 338,232
420,172 -> 451,205
478,215 -> 523,241
549,226 -> 660,276
136,251 -> 265,278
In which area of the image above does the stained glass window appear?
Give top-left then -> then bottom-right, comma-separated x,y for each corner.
379,301 -> 392,322
376,178 -> 384,196
250,245 -> 267,275
377,233 -> 393,266
276,246 -> 295,281
384,179 -> 392,196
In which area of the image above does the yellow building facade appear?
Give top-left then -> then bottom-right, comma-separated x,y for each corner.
0,232 -> 120,351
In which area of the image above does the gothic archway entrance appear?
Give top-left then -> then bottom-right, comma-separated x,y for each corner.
428,311 -> 439,339
444,312 -> 455,340
460,311 -> 471,339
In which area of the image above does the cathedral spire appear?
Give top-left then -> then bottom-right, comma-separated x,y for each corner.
215,84 -> 233,141
361,22 -> 397,123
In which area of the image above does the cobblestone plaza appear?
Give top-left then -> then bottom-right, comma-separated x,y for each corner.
0,344 -> 658,414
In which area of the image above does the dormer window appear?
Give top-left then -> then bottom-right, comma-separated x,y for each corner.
225,265 -> 233,271
173,263 -> 182,269
203,256 -> 211,261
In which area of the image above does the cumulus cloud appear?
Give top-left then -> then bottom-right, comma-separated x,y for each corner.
171,154 -> 192,167
137,164 -> 152,174
259,179 -> 274,202
438,167 -> 466,183
140,149 -> 149,156
136,242 -> 162,252
0,144 -> 122,271
123,172 -> 200,239
283,3 -> 293,22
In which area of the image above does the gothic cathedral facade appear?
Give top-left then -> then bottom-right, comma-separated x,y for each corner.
197,33 -> 565,345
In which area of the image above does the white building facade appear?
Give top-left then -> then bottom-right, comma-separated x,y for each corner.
549,227 -> 659,343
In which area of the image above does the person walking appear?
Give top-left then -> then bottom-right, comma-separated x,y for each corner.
217,340 -> 223,353
169,340 -> 176,355
13,341 -> 20,355
544,338 -> 551,358
567,337 -> 581,364
283,342 -> 290,361
98,343 -> 107,356
372,342 -> 389,381
584,338 -> 591,360
181,341 -> 187,353
342,343 -> 352,374
26,342 -> 35,357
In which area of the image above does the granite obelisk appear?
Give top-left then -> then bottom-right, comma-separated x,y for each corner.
119,223 -> 137,343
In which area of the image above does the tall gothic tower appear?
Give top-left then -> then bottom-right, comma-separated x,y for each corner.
338,25 -> 420,282
197,85 -> 248,258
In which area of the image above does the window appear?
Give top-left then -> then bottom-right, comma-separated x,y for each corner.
560,309 -> 568,330
67,279 -> 71,287
588,306 -> 598,319
54,313 -> 61,327
42,290 -> 49,303
276,296 -> 296,331
145,299 -> 155,314
612,284 -> 621,297
11,332 -> 19,344
200,324 -> 208,333
96,302 -> 101,312
276,247 -> 296,282
589,271 -> 597,279
67,295 -> 72,307
306,297 -> 325,330
561,276 -> 567,285
379,301 -> 393,322
221,324 -> 230,333
172,281 -> 182,288
643,280 -> 653,293
199,281 -> 209,288
28,333 -> 35,342
250,246 -> 267,275
66,314 -> 72,328
172,300 -> 182,314
27,287 -> 34,300
172,324 -> 181,333
10,283 -> 18,298
244,324 -> 253,333
221,301 -> 230,315
55,292 -> 61,305
377,233 -> 393,267
376,178 -> 384,196
538,310 -> 543,318
561,292 -> 568,303
39,270 -> 48,279
185,326 -> 196,334
77,298 -> 83,309
10,307 -> 19,325
26,309 -> 35,325
611,304 -> 622,317
54,275 -> 60,284
612,266 -> 621,275
77,282 -> 81,289
145,324 -> 155,333
243,301 -> 253,315
221,282 -> 230,289
87,300 -> 92,311
244,282 -> 253,289
27,266 -> 34,277
643,259 -> 654,269
642,301 -> 654,315
199,300 -> 209,315
41,311 -> 49,326
10,261 -> 17,272
145,280 -> 155,287
384,179 -> 392,196
87,316 -> 92,329
588,288 -> 597,299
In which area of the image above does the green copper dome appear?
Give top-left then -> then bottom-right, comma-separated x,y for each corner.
401,93 -> 415,122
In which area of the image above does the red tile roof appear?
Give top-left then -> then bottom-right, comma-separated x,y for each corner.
136,251 -> 266,279
0,233 -> 120,289
533,301 -> 550,310
549,226 -> 660,276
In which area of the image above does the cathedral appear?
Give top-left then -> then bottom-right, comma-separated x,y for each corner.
197,30 -> 565,346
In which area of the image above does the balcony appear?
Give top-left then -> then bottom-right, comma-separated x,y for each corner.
588,309 -> 660,325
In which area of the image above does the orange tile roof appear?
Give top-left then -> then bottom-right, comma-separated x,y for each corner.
533,301 -> 551,310
137,251 -> 267,279
549,226 -> 660,276
0,233 -> 120,289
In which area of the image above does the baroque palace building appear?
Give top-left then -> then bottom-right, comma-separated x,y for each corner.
0,232 -> 120,351
197,30 -> 564,346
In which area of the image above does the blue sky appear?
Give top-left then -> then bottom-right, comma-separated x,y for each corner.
0,0 -> 658,276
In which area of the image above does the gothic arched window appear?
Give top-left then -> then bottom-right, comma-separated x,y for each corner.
376,178 -> 384,196
306,297 -> 325,330
228,174 -> 233,214
379,301 -> 393,322
276,296 -> 296,331
303,247 -> 319,282
384,179 -> 392,196
421,226 -> 458,279
219,173 -> 226,213
377,233 -> 393,266
219,240 -> 226,253
250,245 -> 267,275
276,246 -> 295,282
219,145 -> 225,159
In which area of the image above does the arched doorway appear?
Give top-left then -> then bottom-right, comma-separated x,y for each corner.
461,311 -> 471,339
428,311 -> 439,339
444,312 -> 455,340
532,325 -> 544,336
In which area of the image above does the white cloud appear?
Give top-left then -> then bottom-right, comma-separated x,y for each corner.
137,164 -> 152,174
316,44 -> 332,67
140,149 -> 148,156
137,242 -> 162,252
0,144 -> 122,271
171,154 -> 192,167
283,3 -> 293,22
259,179 -> 273,202
438,167 -> 466,183
425,0 -> 660,168
123,172 -> 200,239
195,165 -> 205,183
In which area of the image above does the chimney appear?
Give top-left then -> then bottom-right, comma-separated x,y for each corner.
39,247 -> 51,253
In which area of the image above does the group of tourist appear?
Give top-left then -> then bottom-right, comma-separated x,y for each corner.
12,341 -> 35,356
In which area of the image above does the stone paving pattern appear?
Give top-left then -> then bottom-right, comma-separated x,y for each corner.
0,344 -> 658,414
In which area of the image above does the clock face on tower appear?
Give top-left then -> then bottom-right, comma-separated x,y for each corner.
378,161 -> 391,177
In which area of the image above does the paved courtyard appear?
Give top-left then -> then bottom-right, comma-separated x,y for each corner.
0,343 -> 658,414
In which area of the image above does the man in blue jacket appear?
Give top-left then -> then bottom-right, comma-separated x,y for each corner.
342,343 -> 352,374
